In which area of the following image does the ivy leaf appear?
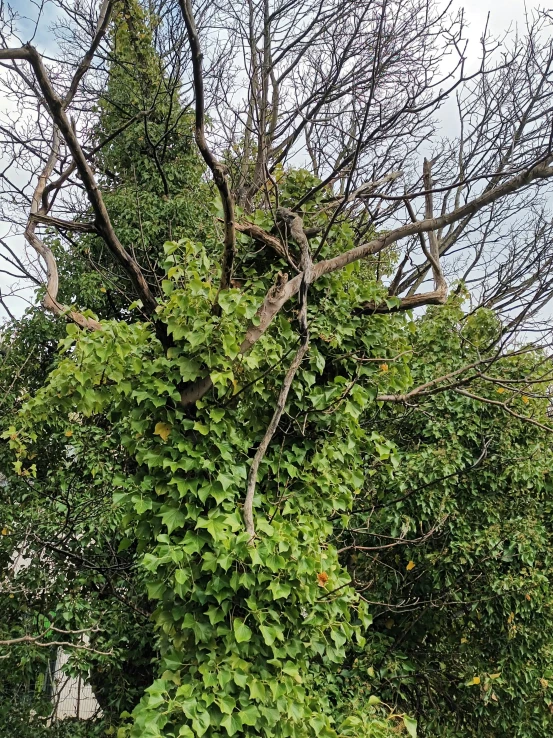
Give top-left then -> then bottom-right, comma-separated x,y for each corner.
403,715 -> 418,737
160,506 -> 186,534
239,705 -> 259,726
191,710 -> 211,737
259,625 -> 283,645
248,678 -> 267,702
220,712 -> 243,736
154,421 -> 172,441
269,580 -> 291,600
233,618 -> 253,643
218,694 -> 237,714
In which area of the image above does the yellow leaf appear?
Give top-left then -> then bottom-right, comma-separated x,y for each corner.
1,528 -> 8,536
522,395 -> 529,404
472,676 -> 480,685
64,430 -> 73,437
490,673 -> 501,680
406,560 -> 415,571
100,287 -> 107,293
460,637 -> 468,644
379,363 -> 389,373
154,422 -> 172,442
496,387 -> 505,394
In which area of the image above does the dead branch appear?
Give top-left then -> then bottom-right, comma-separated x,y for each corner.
243,210 -> 313,540
178,0 -> 236,293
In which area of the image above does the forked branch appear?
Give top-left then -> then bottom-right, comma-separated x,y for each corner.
0,43 -> 158,316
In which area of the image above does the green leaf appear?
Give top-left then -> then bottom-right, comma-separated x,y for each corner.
269,580 -> 291,600
238,705 -> 259,726
259,625 -> 283,645
403,715 -> 418,737
220,712 -> 243,736
191,710 -> 211,737
233,618 -> 253,643
218,695 -> 237,714
248,678 -> 267,702
160,506 -> 186,534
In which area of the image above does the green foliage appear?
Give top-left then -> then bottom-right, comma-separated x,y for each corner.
7,234 -> 413,737
336,302 -> 553,737
3,8 -> 553,738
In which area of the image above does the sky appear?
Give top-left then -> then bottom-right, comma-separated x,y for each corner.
0,0 -> 547,320
461,0 -> 537,29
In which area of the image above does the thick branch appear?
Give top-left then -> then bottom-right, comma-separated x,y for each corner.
0,626 -> 112,655
63,0 -> 114,107
30,213 -> 97,232
243,211 -> 313,540
23,128 -> 101,330
363,158 -> 447,313
233,220 -> 288,261
179,0 -> 236,292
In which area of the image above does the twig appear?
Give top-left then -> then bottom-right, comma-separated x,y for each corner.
455,388 -> 553,433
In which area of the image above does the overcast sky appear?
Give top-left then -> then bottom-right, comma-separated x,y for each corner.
0,0 -> 547,320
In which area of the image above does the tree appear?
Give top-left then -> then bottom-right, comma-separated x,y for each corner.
1,2 -> 553,737
335,301 -> 553,737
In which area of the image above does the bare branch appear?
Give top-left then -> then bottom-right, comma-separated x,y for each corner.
178,0 -> 236,293
243,210 -> 313,540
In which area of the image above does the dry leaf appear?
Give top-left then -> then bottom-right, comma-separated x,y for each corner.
154,421 -> 172,441
379,363 -> 389,372
317,572 -> 329,587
